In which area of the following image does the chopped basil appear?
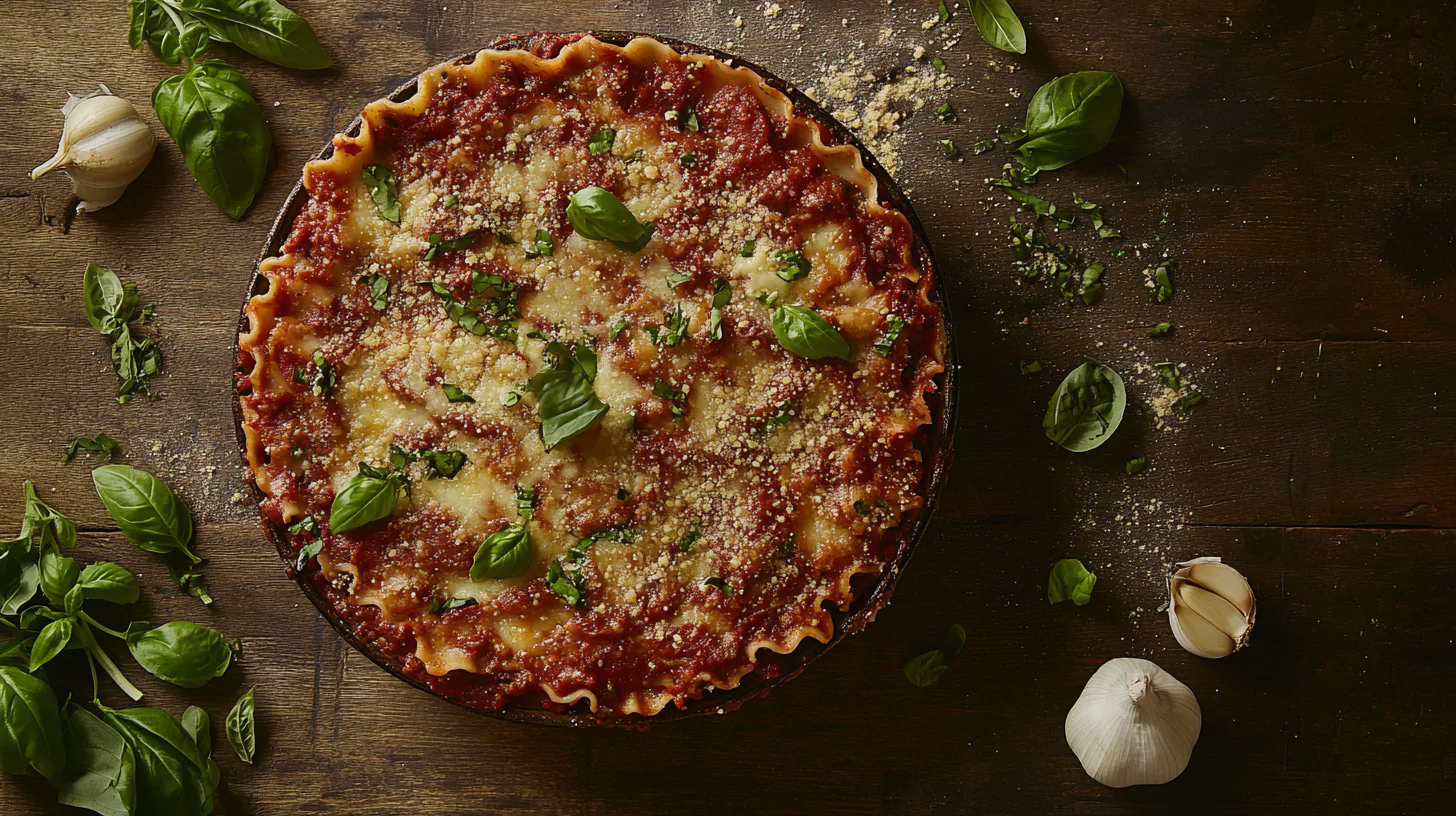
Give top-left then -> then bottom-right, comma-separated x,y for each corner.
1043,360 -> 1127,452
999,185 -> 1075,229
287,516 -> 318,537
442,193 -> 460,210
494,230 -> 517,244
903,623 -> 965,687
777,533 -> 796,559
293,539 -> 322,571
853,499 -> 870,515
1006,217 -> 1103,304
1148,322 -> 1173,338
702,576 -> 734,596
666,270 -> 692,288
751,400 -> 793,435
524,228 -> 555,259
678,518 -> 702,553
359,273 -> 390,312
931,56 -> 947,73
1156,362 -> 1182,391
578,524 -> 636,548
428,596 -> 477,613
1080,261 -> 1106,306
755,290 -> 780,307
1173,393 -> 1205,414
1125,457 -> 1147,475
470,523 -> 531,580
500,389 -> 521,407
392,446 -> 467,480
1019,360 -> 1043,375
442,383 -> 475,403
362,164 -> 400,224
938,0 -> 952,23
608,317 -> 628,341
64,433 -> 119,463
709,279 -> 731,340
997,123 -> 1028,146
653,378 -> 688,420
972,139 -> 996,155
587,128 -> 616,155
678,101 -> 700,132
546,540 -> 593,606
423,231 -> 478,261
739,239 -> 756,257
567,186 -> 654,252
648,303 -> 689,347
515,485 -> 537,518
527,342 -> 609,450
679,152 -> 698,167
622,148 -> 645,163
771,305 -> 851,361
1147,260 -> 1177,302
1048,558 -> 1097,605
616,488 -> 631,501
935,102 -> 956,122
83,263 -> 163,403
293,351 -> 336,396
773,249 -> 811,282
937,139 -> 958,158
872,315 -> 905,357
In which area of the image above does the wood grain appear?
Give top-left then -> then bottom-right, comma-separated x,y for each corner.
2,1 -> 1454,813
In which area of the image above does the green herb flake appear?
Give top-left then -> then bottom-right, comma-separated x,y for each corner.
494,230 -> 517,244
1148,322 -> 1173,338
903,623 -> 965,687
666,270 -> 693,288
515,485 -> 537,518
1048,558 -> 1097,605
1147,260 -> 1177,302
938,1 -> 952,23
524,228 -> 555,259
83,264 -> 163,403
679,152 -> 698,167
872,315 -> 906,358
363,164 -> 401,224
653,378 -> 688,420
709,279 -> 731,340
739,239 -> 757,257
773,249 -> 811,282
937,139 -> 958,158
442,193 -> 460,210
1125,457 -> 1147,475
1156,362 -> 1183,391
1080,261 -> 1106,307
64,433 -> 120,463
423,231 -> 479,262
608,317 -> 628,341
972,139 -> 997,155
360,273 -> 390,312
1019,360 -> 1042,375
931,56 -> 948,73
428,596 -> 478,614
588,128 -> 617,155
678,518 -> 703,553
294,351 -> 336,397
442,383 -> 475,403
778,533 -> 796,559
1173,393 -> 1205,415
935,102 -> 956,122
702,576 -> 735,596
678,102 -> 700,132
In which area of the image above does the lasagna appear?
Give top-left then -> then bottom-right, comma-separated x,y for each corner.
238,34 -> 947,718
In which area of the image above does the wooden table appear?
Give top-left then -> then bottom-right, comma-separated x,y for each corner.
4,1 -> 1452,813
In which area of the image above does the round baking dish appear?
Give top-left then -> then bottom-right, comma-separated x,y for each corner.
234,30 -> 958,726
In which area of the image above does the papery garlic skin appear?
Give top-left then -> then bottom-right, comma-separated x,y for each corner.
1065,657 -> 1201,788
1167,557 -> 1257,659
32,86 -> 157,213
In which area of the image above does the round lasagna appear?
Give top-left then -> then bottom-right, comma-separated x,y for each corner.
238,34 -> 947,718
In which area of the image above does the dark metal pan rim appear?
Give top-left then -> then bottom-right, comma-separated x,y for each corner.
232,30 -> 959,728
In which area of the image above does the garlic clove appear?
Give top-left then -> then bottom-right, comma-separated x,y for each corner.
1065,657 -> 1201,787
1177,583 -> 1250,641
31,86 -> 157,213
1186,560 -> 1255,616
1169,596 -> 1236,658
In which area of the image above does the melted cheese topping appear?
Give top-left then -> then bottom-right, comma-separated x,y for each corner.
240,36 -> 945,718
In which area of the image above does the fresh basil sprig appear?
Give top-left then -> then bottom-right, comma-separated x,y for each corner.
969,0 -> 1027,54
177,0 -> 332,70
362,164 -> 400,224
771,305 -> 852,361
129,0 -> 210,64
64,434 -> 120,464
153,60 -> 271,220
566,187 -> 654,252
328,462 -> 407,534
124,621 -> 233,689
225,686 -> 256,764
57,703 -> 137,814
1042,360 -> 1127,452
527,343 -> 608,451
100,704 -> 220,814
1017,71 -> 1124,172
84,264 -> 163,403
1048,558 -> 1097,605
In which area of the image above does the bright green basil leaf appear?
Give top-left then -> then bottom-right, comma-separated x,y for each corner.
1125,457 -> 1147,475
872,315 -> 905,358
359,273 -> 390,312
773,249 -> 811,282
0,540 -> 41,617
424,231 -> 479,262
587,129 -> 616,155
566,186 -> 653,251
1048,558 -> 1097,605
1043,360 -> 1126,452
28,618 -> 73,673
328,464 -> 405,533
225,687 -> 256,764
361,164 -> 400,224
178,0 -> 332,70
92,465 -> 198,563
153,60 -> 271,220
1148,260 -> 1177,302
523,228 -> 554,259
125,621 -> 232,689
1148,321 -> 1173,338
78,563 -> 140,606
39,551 -> 80,606
83,264 -> 138,335
771,305 -> 852,361
527,345 -> 608,451
1174,393 -> 1205,415
442,383 -> 475,403
0,665 -> 67,781
428,596 -> 476,614
1017,71 -> 1124,172
58,703 -> 137,816
470,524 -> 532,580
129,0 -> 211,64
18,481 -> 76,550
708,279 -> 731,340
969,0 -> 1026,54
180,706 -> 210,761
65,433 -> 120,464
100,704 -> 218,816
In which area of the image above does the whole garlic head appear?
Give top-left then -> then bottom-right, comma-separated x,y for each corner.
1065,657 -> 1201,788
1167,557 -> 1256,659
31,85 -> 157,213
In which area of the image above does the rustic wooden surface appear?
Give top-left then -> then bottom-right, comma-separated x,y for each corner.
3,1 -> 1454,813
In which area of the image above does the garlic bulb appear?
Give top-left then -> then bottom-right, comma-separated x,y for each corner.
1065,657 -> 1201,788
31,85 -> 157,213
1167,557 -> 1256,658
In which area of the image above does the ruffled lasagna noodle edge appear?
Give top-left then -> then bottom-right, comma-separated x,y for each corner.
239,35 -> 948,717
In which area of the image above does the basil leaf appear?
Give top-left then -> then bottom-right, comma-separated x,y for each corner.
129,0 -> 210,64
470,524 -> 532,580
0,665 -> 67,781
566,187 -> 653,251
125,621 -> 232,689
527,346 -> 608,450
28,618 -> 72,673
935,102 -> 956,122
84,265 -> 162,402
937,139 -> 958,158
416,449 -> 467,480
1174,393 -> 1205,415
1048,558 -> 1097,605
702,576 -> 735,596
225,687 -> 256,764
588,129 -> 616,155
428,596 -> 476,613
1148,322 -> 1173,338
58,704 -> 137,816
357,273 -> 390,312
166,561 -> 214,606
328,464 -> 405,533
39,550 -> 80,606
523,228 -> 554,259
1017,71 -> 1124,172
78,562 -> 140,605
1125,457 -> 1147,475
423,231 -> 479,262
19,481 -> 76,550
180,706 -> 210,759
442,383 -> 475,403
773,249 -> 811,282
969,0 -> 1026,54
83,264 -> 137,335
65,433 -> 120,464
708,279 -> 731,340
1080,261 -> 1106,306
872,315 -> 905,357
92,465 -> 198,566
546,559 -> 584,607
678,101 -> 700,132
0,545 -> 40,618
679,152 -> 698,168
1043,360 -> 1126,452
739,239 -> 756,257
362,164 -> 400,224
1020,360 -> 1043,375
100,705 -> 218,815
1147,260 -> 1177,302
178,0 -> 331,70
153,60 -> 271,220
515,486 -> 537,518
972,138 -> 997,154
902,624 -> 965,687
771,305 -> 852,361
